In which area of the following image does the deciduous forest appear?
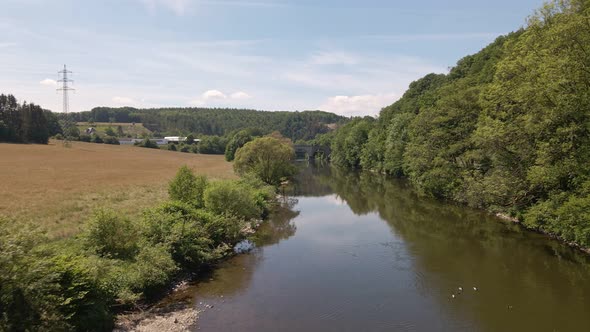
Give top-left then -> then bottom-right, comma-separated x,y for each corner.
329,0 -> 590,248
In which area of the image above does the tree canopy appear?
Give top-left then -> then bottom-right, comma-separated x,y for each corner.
329,0 -> 590,248
233,137 -> 296,185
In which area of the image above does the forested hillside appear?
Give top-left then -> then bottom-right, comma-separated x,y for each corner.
69,107 -> 347,142
330,0 -> 590,248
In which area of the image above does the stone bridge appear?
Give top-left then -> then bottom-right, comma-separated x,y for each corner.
293,145 -> 331,159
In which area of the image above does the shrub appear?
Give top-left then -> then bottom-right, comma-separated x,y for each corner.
103,136 -> 120,145
233,137 -> 296,185
136,138 -> 159,149
85,209 -> 139,259
79,134 -> 91,142
142,204 -> 218,267
179,144 -> 190,153
127,244 -> 178,294
0,218 -> 113,331
203,180 -> 263,220
204,213 -> 247,246
54,133 -> 64,140
91,134 -> 104,144
168,166 -> 208,208
167,143 -> 177,151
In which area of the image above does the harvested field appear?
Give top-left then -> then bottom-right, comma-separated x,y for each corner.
0,141 -> 235,237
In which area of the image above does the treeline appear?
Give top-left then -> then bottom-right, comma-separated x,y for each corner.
68,107 -> 347,142
330,0 -> 590,247
0,94 -> 61,143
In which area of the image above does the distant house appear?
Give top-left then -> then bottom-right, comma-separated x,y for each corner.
85,127 -> 96,135
118,138 -> 169,145
164,136 -> 201,144
164,136 -> 186,143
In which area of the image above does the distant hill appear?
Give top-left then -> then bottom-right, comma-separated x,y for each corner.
68,107 -> 348,142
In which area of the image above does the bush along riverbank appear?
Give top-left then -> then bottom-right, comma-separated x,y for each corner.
0,166 -> 276,331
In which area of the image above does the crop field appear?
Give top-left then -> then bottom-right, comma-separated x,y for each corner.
0,141 -> 235,238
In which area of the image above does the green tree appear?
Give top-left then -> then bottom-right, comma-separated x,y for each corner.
233,137 -> 296,184
104,126 -> 116,137
168,166 -> 208,208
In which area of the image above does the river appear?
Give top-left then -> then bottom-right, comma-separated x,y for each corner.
160,163 -> 590,332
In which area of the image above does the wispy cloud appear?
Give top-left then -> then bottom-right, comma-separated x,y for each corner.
231,91 -> 252,99
319,93 -> 399,117
39,78 -> 57,87
202,89 -> 227,100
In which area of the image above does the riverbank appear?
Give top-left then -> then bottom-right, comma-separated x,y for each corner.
494,212 -> 590,255
115,305 -> 199,332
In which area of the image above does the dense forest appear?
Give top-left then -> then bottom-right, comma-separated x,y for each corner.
68,107 -> 347,142
329,0 -> 590,248
0,94 -> 61,144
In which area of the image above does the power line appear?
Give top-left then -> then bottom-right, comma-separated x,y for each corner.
57,64 -> 75,145
57,64 -> 74,113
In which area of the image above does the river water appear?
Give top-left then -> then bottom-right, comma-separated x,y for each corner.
166,164 -> 590,332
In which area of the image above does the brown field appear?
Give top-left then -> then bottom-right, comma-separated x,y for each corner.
0,141 -> 235,238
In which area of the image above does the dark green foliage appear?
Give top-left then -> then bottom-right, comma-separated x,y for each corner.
0,218 -> 113,331
103,136 -> 120,145
85,209 -> 139,259
233,137 -> 296,185
185,134 -> 195,144
203,180 -> 264,220
225,128 -> 258,161
104,126 -> 116,137
179,144 -> 190,152
79,134 -> 91,142
168,166 -> 208,208
135,138 -> 159,149
330,117 -> 374,169
0,94 -> 52,144
90,133 -> 104,144
328,0 -> 590,247
197,135 -> 227,154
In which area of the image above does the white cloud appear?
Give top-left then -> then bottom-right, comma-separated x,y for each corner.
230,91 -> 251,99
39,78 -> 57,86
112,96 -> 136,105
319,93 -> 399,117
202,89 -> 227,100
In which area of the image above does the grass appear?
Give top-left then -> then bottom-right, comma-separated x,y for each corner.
77,122 -> 152,137
0,141 -> 236,238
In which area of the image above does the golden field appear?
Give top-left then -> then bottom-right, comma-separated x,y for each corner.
0,141 -> 235,238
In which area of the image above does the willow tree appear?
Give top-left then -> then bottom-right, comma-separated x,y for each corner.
233,137 -> 296,185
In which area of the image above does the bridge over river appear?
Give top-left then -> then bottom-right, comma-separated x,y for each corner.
293,145 -> 331,159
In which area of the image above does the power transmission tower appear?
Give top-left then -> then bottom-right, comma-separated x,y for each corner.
57,64 -> 75,146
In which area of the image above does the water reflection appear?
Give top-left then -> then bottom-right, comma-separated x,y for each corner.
190,164 -> 590,332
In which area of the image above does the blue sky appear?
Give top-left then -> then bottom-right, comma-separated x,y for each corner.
0,0 -> 544,116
